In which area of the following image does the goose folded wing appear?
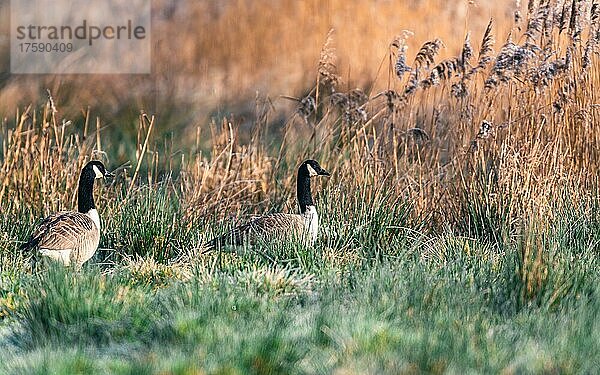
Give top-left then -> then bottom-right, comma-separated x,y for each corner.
211,213 -> 306,248
30,212 -> 98,251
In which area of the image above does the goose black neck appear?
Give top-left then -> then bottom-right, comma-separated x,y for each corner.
297,168 -> 313,214
77,168 -> 96,213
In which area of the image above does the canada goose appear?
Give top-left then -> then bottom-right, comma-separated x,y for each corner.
21,160 -> 113,268
205,159 -> 331,251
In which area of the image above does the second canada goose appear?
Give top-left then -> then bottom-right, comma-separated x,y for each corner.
21,160 -> 113,268
205,159 -> 331,251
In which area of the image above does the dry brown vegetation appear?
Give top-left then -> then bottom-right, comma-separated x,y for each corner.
0,1 -> 511,136
2,1 -> 600,231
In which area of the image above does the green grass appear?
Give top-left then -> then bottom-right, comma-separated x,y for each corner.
1,187 -> 599,374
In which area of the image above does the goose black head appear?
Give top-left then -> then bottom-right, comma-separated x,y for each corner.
83,160 -> 114,179
299,160 -> 330,178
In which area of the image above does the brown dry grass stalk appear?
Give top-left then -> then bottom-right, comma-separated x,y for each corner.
1,2 -> 599,239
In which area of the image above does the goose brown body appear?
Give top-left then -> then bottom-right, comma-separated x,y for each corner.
207,212 -> 315,249
27,211 -> 100,267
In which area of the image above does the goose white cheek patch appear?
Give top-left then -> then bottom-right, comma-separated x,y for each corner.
92,165 -> 104,178
306,164 -> 318,176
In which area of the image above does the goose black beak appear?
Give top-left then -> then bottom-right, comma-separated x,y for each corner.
104,170 -> 115,178
319,169 -> 331,177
